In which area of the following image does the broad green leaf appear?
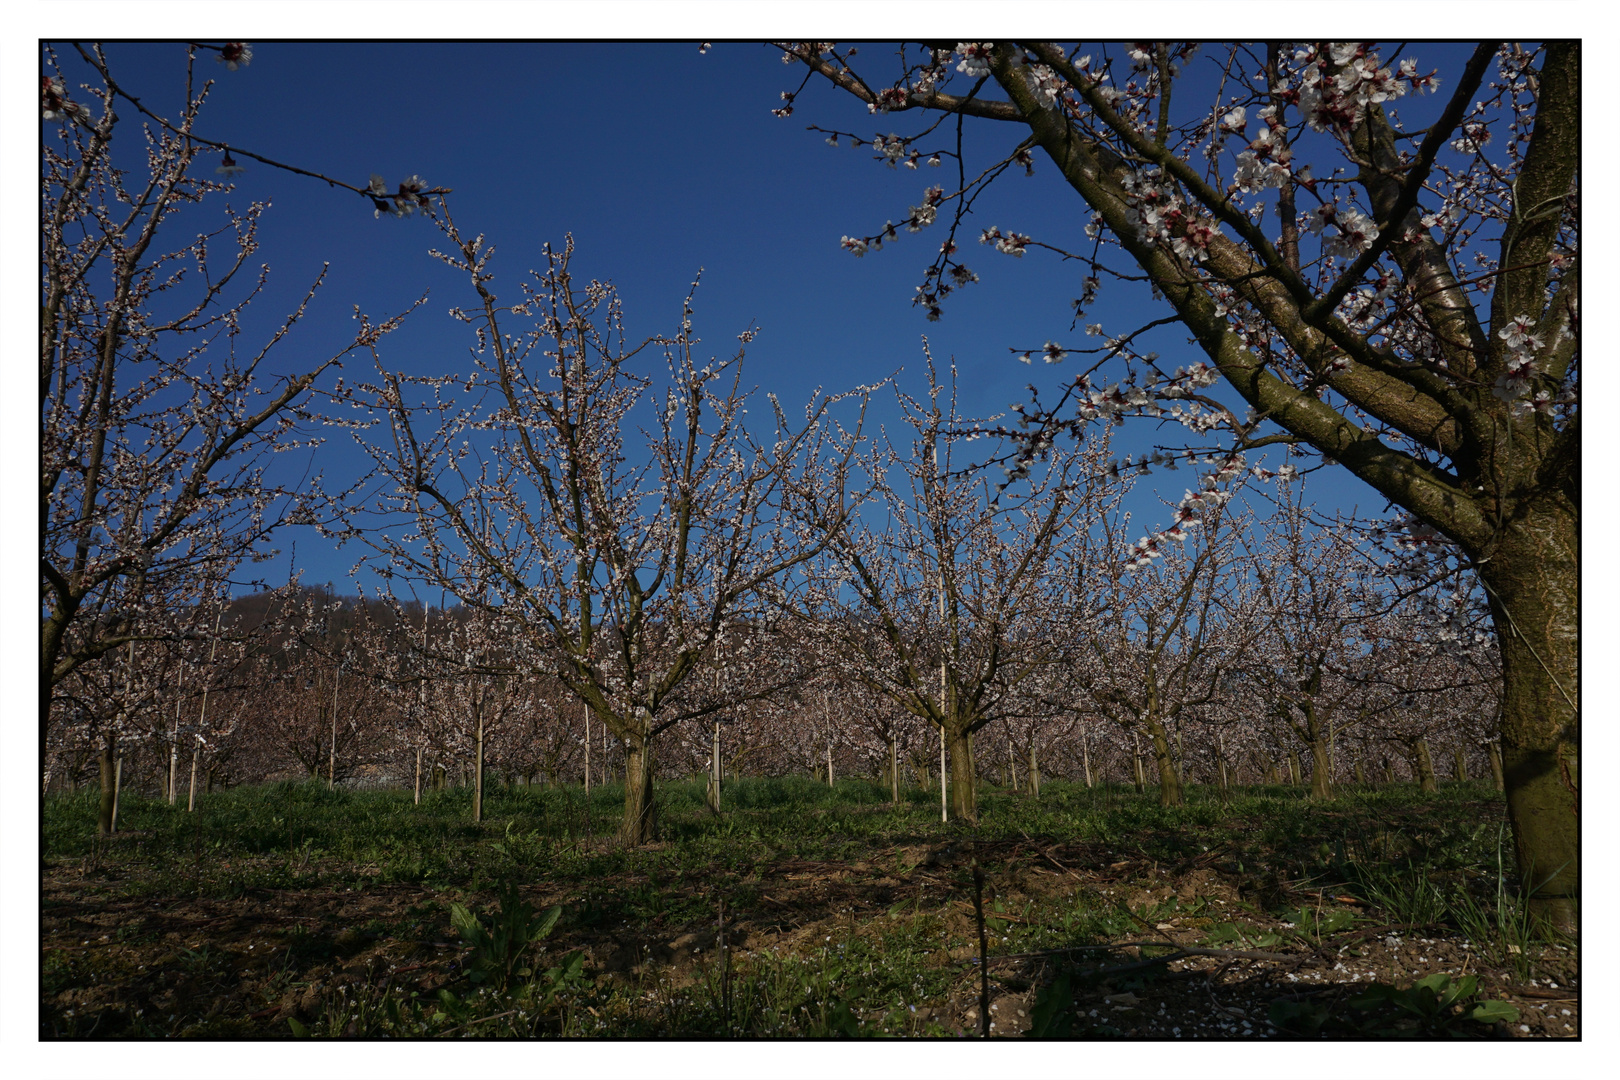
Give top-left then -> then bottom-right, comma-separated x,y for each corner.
1467,1000 -> 1520,1024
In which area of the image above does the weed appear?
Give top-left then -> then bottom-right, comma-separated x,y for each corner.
448,884 -> 565,993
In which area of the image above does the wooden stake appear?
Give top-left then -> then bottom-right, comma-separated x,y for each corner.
473,688 -> 485,823
327,663 -> 342,790
111,755 -> 122,833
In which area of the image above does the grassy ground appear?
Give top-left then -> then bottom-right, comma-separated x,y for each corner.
40,776 -> 1578,1038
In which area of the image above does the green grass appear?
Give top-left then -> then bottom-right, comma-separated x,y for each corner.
44,775 -> 1556,1038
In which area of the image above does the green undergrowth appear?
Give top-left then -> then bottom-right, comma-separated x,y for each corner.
44,776 -> 1565,1038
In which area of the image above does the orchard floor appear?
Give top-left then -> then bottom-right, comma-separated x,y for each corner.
41,777 -> 1578,1039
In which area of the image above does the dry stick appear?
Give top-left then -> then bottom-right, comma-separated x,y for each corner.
957,941 -> 1297,967
971,863 -> 990,1038
438,1009 -> 519,1037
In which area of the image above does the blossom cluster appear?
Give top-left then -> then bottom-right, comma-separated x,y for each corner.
1304,201 -> 1379,259
41,76 -> 91,123
1118,167 -> 1219,262
979,225 -> 1031,257
367,174 -> 430,218
1124,458 -> 1244,568
1493,314 -> 1545,414
1288,43 -> 1426,134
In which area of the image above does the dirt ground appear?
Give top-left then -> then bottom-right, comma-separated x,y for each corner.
40,835 -> 1579,1038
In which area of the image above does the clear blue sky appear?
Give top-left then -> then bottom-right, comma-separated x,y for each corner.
35,37 -> 1530,595
18,10 -> 1615,1080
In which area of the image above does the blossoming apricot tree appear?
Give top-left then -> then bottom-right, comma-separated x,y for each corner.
777,40 -> 1577,929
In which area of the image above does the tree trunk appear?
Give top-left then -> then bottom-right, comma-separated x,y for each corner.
1309,732 -> 1334,801
1145,720 -> 1182,807
1353,755 -> 1367,788
1027,742 -> 1040,798
1486,741 -> 1505,792
947,727 -> 977,823
1287,751 -> 1302,788
1478,508 -> 1578,932
414,747 -> 423,805
96,734 -> 116,837
1413,739 -> 1438,793
618,736 -> 658,846
1081,733 -> 1093,789
1452,745 -> 1469,784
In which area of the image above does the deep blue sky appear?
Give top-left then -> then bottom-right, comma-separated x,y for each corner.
18,11 -> 1614,1080
44,39 -> 1426,595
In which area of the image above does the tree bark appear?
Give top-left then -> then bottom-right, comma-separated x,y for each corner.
1027,742 -> 1040,799
1309,731 -> 1334,801
1486,741 -> 1505,793
96,734 -> 116,837
619,736 -> 658,846
1414,739 -> 1438,793
947,727 -> 978,823
1145,719 -> 1182,807
1476,517 -> 1578,930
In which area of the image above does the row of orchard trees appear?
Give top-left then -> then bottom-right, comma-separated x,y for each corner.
43,42 -> 1571,924
47,414 -> 1505,832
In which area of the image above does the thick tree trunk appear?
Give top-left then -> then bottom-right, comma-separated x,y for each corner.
96,734 -> 116,837
1145,719 -> 1182,807
1413,739 -> 1437,793
947,727 -> 978,823
1027,743 -> 1040,798
1452,745 -> 1469,784
1486,741 -> 1505,792
619,737 -> 658,846
1309,732 -> 1334,801
1480,519 -> 1578,932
